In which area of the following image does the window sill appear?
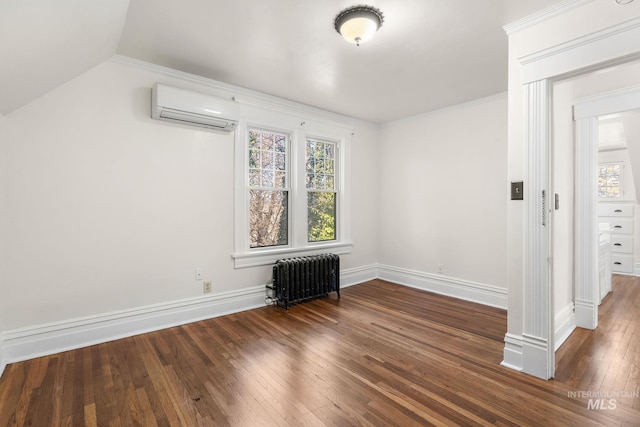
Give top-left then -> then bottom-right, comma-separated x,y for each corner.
232,242 -> 353,269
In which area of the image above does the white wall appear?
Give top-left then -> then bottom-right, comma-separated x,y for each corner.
378,95 -> 508,305
0,60 -> 379,333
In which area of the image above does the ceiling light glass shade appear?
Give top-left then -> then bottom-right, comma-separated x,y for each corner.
334,5 -> 384,46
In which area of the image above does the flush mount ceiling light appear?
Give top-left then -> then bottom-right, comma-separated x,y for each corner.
334,5 -> 384,46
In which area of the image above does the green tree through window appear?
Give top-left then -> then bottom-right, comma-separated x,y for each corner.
306,138 -> 337,242
248,129 -> 289,248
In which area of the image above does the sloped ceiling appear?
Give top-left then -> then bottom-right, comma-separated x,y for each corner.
0,0 -> 129,116
1,0 -> 564,123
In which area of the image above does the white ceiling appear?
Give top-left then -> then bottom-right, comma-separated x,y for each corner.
1,0 -> 564,123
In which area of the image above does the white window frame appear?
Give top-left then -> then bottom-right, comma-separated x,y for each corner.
247,125 -> 292,249
305,135 -> 339,243
233,113 -> 352,268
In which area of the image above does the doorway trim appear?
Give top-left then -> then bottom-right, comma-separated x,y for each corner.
574,84 -> 640,328
515,16 -> 640,380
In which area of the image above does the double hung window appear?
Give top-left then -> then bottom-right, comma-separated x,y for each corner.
234,116 -> 351,268
306,138 -> 337,242
249,129 -> 289,248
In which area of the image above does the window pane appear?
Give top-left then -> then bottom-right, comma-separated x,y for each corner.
248,128 -> 288,189
306,138 -> 336,190
261,170 -> 274,188
308,192 -> 336,242
597,162 -> 623,199
250,190 -> 288,248
261,150 -> 274,169
249,169 -> 260,186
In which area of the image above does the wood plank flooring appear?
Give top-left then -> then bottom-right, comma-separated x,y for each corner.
1,277 -> 639,426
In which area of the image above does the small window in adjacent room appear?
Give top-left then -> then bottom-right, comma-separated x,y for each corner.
597,162 -> 624,199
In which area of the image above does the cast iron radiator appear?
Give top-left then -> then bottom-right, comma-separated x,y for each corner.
267,254 -> 340,309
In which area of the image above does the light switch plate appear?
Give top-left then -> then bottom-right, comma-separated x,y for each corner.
511,181 -> 524,200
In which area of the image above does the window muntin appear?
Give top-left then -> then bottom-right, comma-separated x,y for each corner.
248,129 -> 289,248
233,114 -> 351,268
306,138 -> 337,242
598,162 -> 623,199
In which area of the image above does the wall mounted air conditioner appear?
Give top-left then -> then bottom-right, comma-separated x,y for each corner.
151,83 -> 239,132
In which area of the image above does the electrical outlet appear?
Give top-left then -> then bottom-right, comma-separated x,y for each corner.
195,268 -> 203,280
203,281 -> 211,293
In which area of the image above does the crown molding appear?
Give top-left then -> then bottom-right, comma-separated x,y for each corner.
504,0 -> 595,35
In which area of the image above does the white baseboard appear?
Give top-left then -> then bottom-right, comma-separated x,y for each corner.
0,335 -> 5,379
522,334 -> 552,380
0,264 -> 377,368
501,333 -> 523,372
0,263 -> 504,371
1,285 -> 267,366
554,302 -> 576,351
341,264 -> 378,287
377,264 -> 507,309
575,298 -> 597,330
633,262 -> 640,277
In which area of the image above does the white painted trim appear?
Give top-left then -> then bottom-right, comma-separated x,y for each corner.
232,116 -> 353,269
110,55 -> 376,130
501,333 -> 524,371
573,84 -> 640,330
503,0 -> 594,35
0,264 -> 376,367
0,335 -> 5,379
1,285 -> 267,365
341,264 -> 378,287
574,117 -> 599,329
377,264 -> 507,309
522,334 -> 551,379
519,18 -> 640,84
574,84 -> 640,119
633,263 -> 640,276
574,298 -> 597,329
0,261 -> 507,369
513,7 -> 640,381
523,79 -> 555,379
233,243 -> 354,268
554,303 -> 576,351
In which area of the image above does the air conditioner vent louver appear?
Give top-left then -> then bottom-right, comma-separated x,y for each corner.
151,83 -> 239,132
159,108 -> 235,130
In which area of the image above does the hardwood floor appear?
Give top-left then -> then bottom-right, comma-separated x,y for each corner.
1,277 -> 639,426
